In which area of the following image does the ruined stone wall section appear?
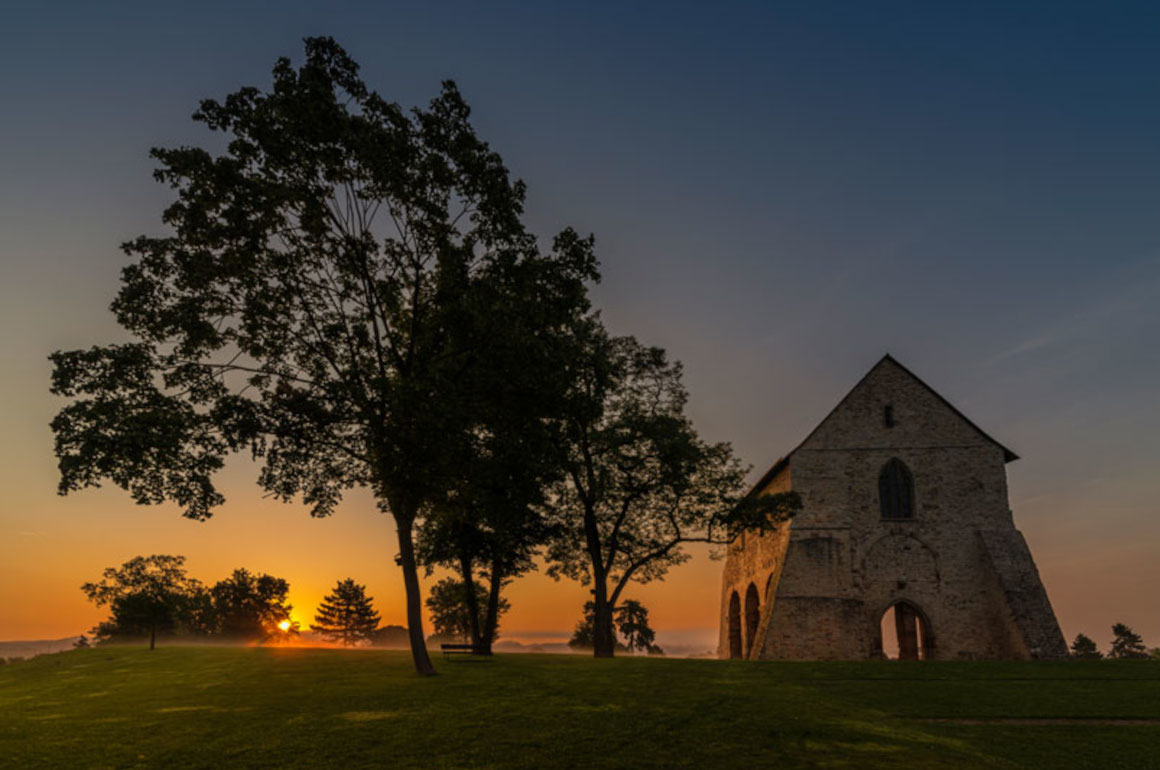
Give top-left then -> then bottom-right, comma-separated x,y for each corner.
761,597 -> 868,659
717,467 -> 793,658
722,357 -> 1068,661
978,529 -> 1069,659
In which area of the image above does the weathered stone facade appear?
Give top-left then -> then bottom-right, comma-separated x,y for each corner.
719,356 -> 1067,661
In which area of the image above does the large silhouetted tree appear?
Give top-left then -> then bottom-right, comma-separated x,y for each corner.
415,235 -> 588,655
416,405 -> 562,653
82,555 -> 203,650
312,579 -> 381,646
49,38 -> 597,675
546,331 -> 800,657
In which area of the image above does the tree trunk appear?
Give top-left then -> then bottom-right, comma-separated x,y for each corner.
582,497 -> 616,658
457,551 -> 483,649
149,619 -> 156,651
479,558 -> 504,656
395,513 -> 437,676
591,579 -> 617,658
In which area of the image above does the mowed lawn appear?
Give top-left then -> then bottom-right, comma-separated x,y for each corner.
2,647 -> 1159,769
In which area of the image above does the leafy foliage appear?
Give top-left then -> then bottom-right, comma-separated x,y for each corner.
311,579 -> 381,646
369,625 -> 410,648
570,599 -> 661,654
81,555 -> 205,649
614,600 -> 656,654
210,568 -> 295,641
567,607 -> 595,649
425,578 -> 509,642
49,37 -> 598,675
567,602 -> 627,652
1069,633 -> 1102,660
81,556 -> 302,646
547,331 -> 800,656
1109,623 -> 1148,659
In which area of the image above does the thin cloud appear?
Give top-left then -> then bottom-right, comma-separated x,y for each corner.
988,259 -> 1160,367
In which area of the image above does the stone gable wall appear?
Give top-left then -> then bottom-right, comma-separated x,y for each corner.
719,358 -> 1067,661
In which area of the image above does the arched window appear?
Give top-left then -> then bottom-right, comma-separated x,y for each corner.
727,591 -> 742,659
878,458 -> 914,519
744,583 -> 760,657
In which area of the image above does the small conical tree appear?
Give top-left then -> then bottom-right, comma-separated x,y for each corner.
73,634 -> 90,649
615,600 -> 657,654
1109,623 -> 1148,659
1069,633 -> 1101,659
311,579 -> 381,647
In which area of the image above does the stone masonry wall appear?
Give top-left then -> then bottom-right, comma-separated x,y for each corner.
719,357 -> 1068,661
718,467 -> 792,658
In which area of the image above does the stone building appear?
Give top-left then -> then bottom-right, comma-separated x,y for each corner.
718,355 -> 1067,661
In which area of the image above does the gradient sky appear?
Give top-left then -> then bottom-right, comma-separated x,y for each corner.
2,1 -> 1158,651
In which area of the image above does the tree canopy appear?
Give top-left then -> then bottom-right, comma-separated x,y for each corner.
424,577 -> 510,644
567,601 -> 635,652
81,555 -> 204,650
211,568 -> 296,641
1109,623 -> 1147,660
614,600 -> 657,654
49,37 -> 597,675
82,556 -> 301,646
311,578 -> 381,646
1069,633 -> 1102,660
546,331 -> 800,657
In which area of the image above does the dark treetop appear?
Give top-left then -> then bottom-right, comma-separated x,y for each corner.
545,330 -> 800,657
49,37 -> 597,675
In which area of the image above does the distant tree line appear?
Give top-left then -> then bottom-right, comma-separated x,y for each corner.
1069,625 -> 1160,660
81,555 -> 299,649
79,558 -> 503,652
49,37 -> 801,675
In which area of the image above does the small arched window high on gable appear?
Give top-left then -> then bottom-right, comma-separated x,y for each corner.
878,458 -> 915,519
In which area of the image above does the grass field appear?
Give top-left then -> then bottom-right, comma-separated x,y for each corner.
2,647 -> 1158,769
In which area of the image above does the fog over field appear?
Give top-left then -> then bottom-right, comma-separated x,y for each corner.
1,633 -> 717,661
0,638 -> 78,660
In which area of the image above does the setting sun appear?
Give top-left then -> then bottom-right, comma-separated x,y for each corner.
278,621 -> 291,632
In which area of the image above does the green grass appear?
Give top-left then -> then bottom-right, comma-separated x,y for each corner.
2,648 -> 1159,769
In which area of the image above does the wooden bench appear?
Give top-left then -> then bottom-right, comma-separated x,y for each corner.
440,643 -> 489,658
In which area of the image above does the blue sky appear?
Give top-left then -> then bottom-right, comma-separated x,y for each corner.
1,1 -> 1157,646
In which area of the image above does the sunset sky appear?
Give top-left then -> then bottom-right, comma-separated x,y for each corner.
2,1 -> 1158,651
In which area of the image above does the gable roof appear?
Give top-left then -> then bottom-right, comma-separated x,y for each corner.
749,354 -> 1018,496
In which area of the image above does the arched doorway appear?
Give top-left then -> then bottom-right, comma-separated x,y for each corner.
878,601 -> 934,660
727,591 -> 742,658
744,583 -> 760,657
